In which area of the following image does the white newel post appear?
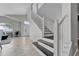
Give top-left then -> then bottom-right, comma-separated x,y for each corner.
54,20 -> 59,56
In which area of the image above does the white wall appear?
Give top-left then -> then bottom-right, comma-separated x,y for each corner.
38,3 -> 62,20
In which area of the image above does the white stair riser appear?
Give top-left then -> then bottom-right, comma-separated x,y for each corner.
38,42 -> 54,53
42,38 -> 54,43
44,34 -> 53,36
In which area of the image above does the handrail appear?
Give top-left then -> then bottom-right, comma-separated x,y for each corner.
58,15 -> 68,25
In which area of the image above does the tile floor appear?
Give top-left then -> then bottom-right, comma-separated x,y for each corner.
0,37 -> 41,56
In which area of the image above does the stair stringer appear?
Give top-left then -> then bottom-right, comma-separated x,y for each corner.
29,18 -> 42,42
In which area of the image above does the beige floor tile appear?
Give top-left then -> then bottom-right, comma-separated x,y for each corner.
0,37 -> 41,56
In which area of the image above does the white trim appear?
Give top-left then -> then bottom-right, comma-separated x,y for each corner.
44,32 -> 52,34
44,34 -> 54,36
73,48 -> 78,56
5,15 -> 21,22
42,38 -> 54,43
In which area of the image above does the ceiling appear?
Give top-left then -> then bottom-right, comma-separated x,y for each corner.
0,3 -> 31,16
0,3 -> 31,22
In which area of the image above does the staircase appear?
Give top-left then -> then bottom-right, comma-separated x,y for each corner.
30,3 -> 73,56
32,21 -> 54,56
32,24 -> 54,56
33,41 -> 54,56
31,3 -> 55,56
33,38 -> 54,56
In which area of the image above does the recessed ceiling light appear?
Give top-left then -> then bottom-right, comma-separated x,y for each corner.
24,21 -> 29,24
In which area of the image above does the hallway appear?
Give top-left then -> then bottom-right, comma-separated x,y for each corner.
0,37 -> 41,56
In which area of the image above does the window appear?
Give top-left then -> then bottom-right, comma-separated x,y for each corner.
0,23 -> 13,32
